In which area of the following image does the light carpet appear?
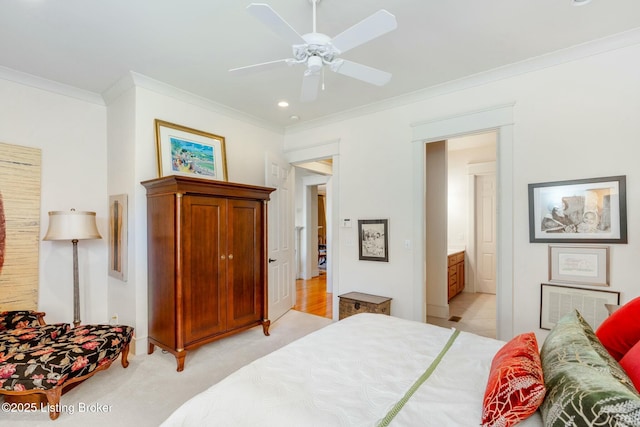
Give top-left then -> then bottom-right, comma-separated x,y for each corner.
1,310 -> 333,426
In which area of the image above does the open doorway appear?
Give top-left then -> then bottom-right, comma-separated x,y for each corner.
292,160 -> 333,319
412,104 -> 515,340
426,132 -> 497,338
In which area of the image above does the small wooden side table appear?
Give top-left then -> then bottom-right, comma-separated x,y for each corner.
338,292 -> 392,320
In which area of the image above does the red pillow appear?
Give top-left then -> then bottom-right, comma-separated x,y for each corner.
596,297 -> 640,361
481,332 -> 546,427
620,340 -> 640,392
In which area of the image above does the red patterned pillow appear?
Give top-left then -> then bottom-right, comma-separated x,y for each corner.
481,332 -> 546,427
596,296 -> 640,361
620,340 -> 640,392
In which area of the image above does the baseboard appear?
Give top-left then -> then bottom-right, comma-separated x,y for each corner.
427,303 -> 450,319
129,334 -> 145,356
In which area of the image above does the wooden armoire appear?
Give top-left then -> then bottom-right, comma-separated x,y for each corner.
142,176 -> 275,372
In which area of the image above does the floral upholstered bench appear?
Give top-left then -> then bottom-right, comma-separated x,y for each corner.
0,310 -> 134,420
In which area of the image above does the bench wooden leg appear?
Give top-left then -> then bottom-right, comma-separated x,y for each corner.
120,343 -> 130,368
44,388 -> 62,420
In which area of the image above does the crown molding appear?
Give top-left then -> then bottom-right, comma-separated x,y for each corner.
0,66 -> 284,134
3,27 -> 640,135
284,27 -> 640,135
103,72 -> 284,134
101,72 -> 136,105
0,65 -> 105,105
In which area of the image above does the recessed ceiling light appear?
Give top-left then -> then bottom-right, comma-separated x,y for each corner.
572,0 -> 592,5
290,115 -> 300,121
277,101 -> 289,108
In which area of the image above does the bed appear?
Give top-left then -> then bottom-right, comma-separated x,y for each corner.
162,306 -> 640,427
162,313 -> 542,426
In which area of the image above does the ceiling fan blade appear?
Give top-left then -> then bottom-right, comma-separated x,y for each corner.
300,71 -> 320,102
331,59 -> 392,86
229,59 -> 290,75
330,10 -> 397,54
247,3 -> 306,46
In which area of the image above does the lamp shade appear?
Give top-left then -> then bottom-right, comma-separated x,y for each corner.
43,210 -> 102,241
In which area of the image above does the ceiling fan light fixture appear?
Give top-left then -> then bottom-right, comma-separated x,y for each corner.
572,0 -> 592,5
307,56 -> 323,73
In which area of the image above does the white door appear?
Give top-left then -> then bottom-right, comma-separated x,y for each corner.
266,154 -> 295,321
476,173 -> 496,294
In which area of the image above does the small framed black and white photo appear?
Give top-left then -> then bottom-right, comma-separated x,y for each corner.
358,219 -> 389,262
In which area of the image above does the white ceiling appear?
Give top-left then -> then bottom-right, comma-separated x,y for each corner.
1,0 -> 640,130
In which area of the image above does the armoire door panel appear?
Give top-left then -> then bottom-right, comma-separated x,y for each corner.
183,196 -> 227,344
227,199 -> 262,327
146,195 -> 177,349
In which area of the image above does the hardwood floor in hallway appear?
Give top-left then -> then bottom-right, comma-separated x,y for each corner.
294,273 -> 333,319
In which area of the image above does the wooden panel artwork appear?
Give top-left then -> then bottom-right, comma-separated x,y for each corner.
0,142 -> 42,310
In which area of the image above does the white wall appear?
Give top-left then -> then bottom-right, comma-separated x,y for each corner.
425,141 -> 448,318
1,74 -> 285,353
447,141 -> 497,295
285,111 -> 418,319
106,85 -> 137,330
447,142 -> 496,252
105,81 -> 285,353
3,39 -> 640,346
0,79 -> 108,325
284,42 -> 640,340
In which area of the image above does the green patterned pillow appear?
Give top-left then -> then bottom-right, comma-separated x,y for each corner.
574,310 -> 638,394
540,310 -> 640,426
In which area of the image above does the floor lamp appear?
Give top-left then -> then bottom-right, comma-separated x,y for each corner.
44,209 -> 102,327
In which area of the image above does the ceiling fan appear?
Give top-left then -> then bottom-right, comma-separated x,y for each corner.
229,0 -> 397,102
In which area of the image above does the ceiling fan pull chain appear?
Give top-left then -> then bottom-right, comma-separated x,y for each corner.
322,67 -> 325,91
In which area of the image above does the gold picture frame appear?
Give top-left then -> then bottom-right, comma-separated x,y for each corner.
154,119 -> 228,181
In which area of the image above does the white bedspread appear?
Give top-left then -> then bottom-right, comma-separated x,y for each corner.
162,313 -> 543,426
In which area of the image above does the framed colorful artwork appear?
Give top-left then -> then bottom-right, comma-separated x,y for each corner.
155,119 -> 228,181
